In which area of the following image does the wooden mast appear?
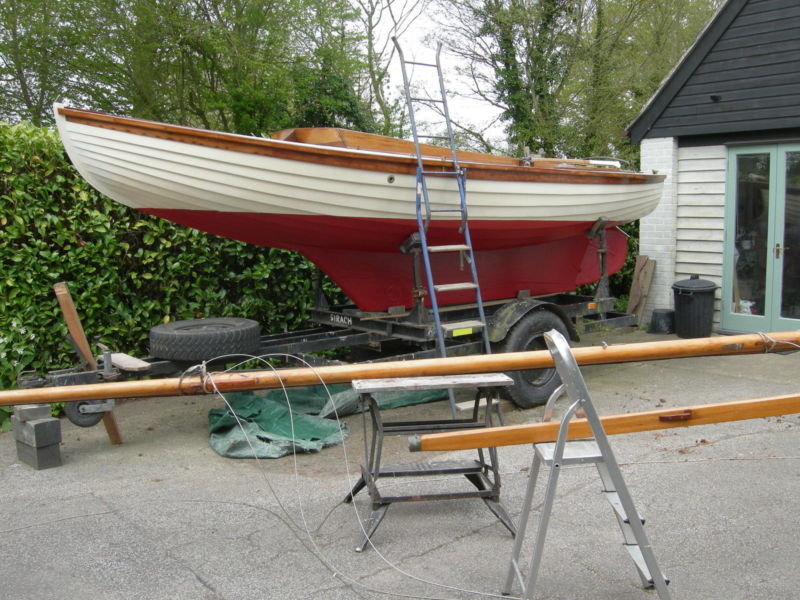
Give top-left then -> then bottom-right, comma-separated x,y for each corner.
410,393 -> 800,452
0,330 -> 798,407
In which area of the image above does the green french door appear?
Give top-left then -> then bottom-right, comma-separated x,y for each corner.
722,144 -> 800,332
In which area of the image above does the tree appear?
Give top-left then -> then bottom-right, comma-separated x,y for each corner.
565,0 -> 721,162
0,0 -> 380,134
433,0 -> 720,160
79,0 -> 342,132
356,0 -> 428,136
291,0 -> 377,131
434,0 -> 588,156
0,0 -> 87,125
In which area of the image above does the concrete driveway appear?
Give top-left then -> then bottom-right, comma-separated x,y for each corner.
1,328 -> 798,599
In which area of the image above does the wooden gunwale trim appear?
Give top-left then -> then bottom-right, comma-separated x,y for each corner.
0,330 -> 797,407
411,393 -> 800,452
58,107 -> 663,186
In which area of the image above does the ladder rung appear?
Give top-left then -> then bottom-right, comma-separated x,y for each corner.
428,244 -> 471,253
535,440 -> 603,466
441,320 -> 485,334
604,491 -> 645,525
433,282 -> 477,292
624,544 -> 666,585
421,170 -> 460,176
411,97 -> 444,103
626,533 -> 670,587
418,135 -> 449,139
430,208 -> 463,213
405,60 -> 438,68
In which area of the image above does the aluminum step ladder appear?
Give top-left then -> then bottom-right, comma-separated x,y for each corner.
393,37 -> 491,417
504,329 -> 671,599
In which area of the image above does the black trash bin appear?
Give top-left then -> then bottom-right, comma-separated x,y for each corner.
672,275 -> 717,338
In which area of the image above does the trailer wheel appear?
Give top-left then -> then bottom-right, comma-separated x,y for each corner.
499,310 -> 569,408
149,318 -> 261,362
64,401 -> 105,427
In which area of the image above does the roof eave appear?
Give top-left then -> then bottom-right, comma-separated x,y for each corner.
626,0 -> 748,144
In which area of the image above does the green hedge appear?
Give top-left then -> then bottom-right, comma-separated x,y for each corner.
0,122 -> 335,400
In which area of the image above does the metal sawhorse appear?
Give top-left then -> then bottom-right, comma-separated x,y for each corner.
504,330 -> 671,599
344,373 -> 516,552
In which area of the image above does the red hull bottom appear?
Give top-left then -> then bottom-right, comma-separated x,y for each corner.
145,210 -> 626,311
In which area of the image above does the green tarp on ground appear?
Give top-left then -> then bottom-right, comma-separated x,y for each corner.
209,384 -> 448,459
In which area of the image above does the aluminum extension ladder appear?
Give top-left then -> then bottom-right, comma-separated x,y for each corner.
393,37 -> 491,417
504,329 -> 671,599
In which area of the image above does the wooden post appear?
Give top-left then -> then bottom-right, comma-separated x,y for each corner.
52,282 -> 122,445
626,255 -> 655,325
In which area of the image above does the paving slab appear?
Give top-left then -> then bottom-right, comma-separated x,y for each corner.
1,328 -> 798,599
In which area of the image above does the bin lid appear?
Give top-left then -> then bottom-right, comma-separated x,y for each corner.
672,274 -> 717,292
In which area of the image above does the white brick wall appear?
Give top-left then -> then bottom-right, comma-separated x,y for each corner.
639,137 -> 679,324
639,139 -> 727,327
675,145 -> 726,326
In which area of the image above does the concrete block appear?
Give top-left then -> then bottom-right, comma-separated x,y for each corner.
11,415 -> 62,447
14,404 -> 52,422
15,441 -> 62,470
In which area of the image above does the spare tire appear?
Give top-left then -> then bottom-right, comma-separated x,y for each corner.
149,318 -> 261,362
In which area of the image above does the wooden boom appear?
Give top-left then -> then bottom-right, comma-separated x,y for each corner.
410,393 -> 800,452
0,330 -> 798,407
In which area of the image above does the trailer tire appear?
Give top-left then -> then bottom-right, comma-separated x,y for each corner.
149,318 -> 261,362
64,401 -> 105,427
499,309 -> 569,408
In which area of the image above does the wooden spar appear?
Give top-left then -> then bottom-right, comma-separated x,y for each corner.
0,330 -> 798,407
410,393 -> 800,452
53,282 -> 123,445
53,282 -> 97,370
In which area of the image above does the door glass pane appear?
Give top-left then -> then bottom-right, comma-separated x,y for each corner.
782,151 -> 800,319
732,153 -> 770,315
